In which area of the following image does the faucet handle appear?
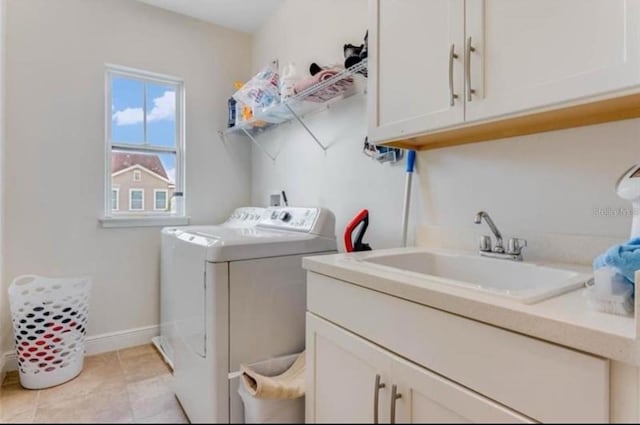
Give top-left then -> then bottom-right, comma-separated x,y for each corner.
479,235 -> 492,252
507,238 -> 527,255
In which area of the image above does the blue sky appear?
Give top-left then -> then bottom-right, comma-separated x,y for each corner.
111,76 -> 177,182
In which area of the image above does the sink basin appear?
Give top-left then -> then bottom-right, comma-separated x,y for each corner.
359,250 -> 591,304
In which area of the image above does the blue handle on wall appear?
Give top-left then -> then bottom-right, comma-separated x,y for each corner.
406,150 -> 416,173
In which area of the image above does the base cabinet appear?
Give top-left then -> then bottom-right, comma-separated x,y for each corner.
305,271 -> 610,423
306,314 -> 532,423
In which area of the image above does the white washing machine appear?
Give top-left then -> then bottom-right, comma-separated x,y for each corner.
160,206 -> 336,423
157,207 -> 266,368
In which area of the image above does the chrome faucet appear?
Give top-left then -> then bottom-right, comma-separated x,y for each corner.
474,211 -> 527,261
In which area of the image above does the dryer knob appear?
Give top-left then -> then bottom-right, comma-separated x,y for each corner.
279,211 -> 291,222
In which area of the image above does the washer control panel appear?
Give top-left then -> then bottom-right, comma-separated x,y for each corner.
223,207 -> 266,227
258,207 -> 321,233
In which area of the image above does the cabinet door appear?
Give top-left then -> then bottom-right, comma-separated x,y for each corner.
306,314 -> 392,424
466,0 -> 640,121
368,0 -> 465,143
390,353 -> 533,424
307,313 -> 532,424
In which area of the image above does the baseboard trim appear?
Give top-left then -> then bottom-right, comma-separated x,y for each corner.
2,324 -> 159,374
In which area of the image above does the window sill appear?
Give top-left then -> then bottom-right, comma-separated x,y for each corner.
99,216 -> 190,228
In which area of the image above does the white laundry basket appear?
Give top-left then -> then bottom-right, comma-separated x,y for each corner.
237,354 -> 305,424
8,275 -> 92,389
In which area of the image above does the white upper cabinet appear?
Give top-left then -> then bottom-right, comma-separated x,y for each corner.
465,0 -> 640,121
369,0 -> 640,144
368,0 -> 465,143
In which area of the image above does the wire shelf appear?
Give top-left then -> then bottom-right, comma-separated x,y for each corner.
219,59 -> 368,158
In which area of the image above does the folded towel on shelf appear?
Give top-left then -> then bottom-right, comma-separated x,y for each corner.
593,237 -> 640,284
240,352 -> 305,400
293,68 -> 354,103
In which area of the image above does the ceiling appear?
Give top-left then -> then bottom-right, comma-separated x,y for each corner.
137,0 -> 283,33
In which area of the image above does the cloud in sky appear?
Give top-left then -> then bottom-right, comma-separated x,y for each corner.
112,91 -> 175,126
147,91 -> 176,123
112,107 -> 143,126
166,167 -> 176,184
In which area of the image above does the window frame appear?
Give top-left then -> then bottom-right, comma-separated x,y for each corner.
112,188 -> 120,211
104,64 -> 185,222
129,188 -> 145,211
154,189 -> 169,211
133,170 -> 141,182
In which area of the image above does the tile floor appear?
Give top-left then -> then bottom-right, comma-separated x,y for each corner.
0,344 -> 188,423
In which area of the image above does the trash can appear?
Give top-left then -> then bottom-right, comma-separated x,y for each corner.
238,353 -> 305,424
8,275 -> 92,389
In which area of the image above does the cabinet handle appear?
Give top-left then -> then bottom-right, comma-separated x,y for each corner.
390,384 -> 402,424
373,374 -> 386,424
465,36 -> 476,101
448,43 -> 459,106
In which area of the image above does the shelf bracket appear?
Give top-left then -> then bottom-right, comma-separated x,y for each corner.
241,128 -> 278,161
283,103 -> 328,152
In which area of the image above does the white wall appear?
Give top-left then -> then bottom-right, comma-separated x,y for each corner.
251,0 -> 423,250
252,0 -> 637,266
2,0 -> 252,351
416,119 -> 640,265
0,0 -> 5,373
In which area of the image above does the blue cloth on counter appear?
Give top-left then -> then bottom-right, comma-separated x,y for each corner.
593,237 -> 640,285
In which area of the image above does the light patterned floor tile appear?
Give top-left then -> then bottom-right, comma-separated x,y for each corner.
118,345 -> 171,383
126,375 -> 187,423
33,387 -> 132,424
38,352 -> 125,406
0,345 -> 183,424
0,382 -> 39,422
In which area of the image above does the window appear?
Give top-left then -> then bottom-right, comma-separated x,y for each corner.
112,188 -> 119,211
154,189 -> 168,211
106,65 -> 184,219
130,189 -> 144,211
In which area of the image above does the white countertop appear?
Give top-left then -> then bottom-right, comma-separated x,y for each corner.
303,247 -> 640,365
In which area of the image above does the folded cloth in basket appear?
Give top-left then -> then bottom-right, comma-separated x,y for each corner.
240,351 -> 305,399
593,237 -> 640,285
293,68 -> 354,103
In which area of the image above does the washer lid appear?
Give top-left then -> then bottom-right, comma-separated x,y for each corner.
165,225 -> 336,262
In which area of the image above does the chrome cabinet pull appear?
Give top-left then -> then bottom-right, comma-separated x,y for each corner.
390,384 -> 402,424
449,44 -> 459,106
373,374 -> 386,424
466,36 -> 476,101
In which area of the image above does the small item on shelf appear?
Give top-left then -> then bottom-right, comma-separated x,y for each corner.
363,137 -> 403,163
280,62 -> 300,101
240,105 -> 269,128
241,105 -> 253,121
344,31 -> 368,77
294,64 -> 354,103
227,97 -> 237,128
233,61 -> 281,110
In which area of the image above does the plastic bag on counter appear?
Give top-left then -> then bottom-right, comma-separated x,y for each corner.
585,266 -> 634,316
233,62 -> 280,110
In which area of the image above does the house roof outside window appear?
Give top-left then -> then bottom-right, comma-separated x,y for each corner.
112,152 -> 170,180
